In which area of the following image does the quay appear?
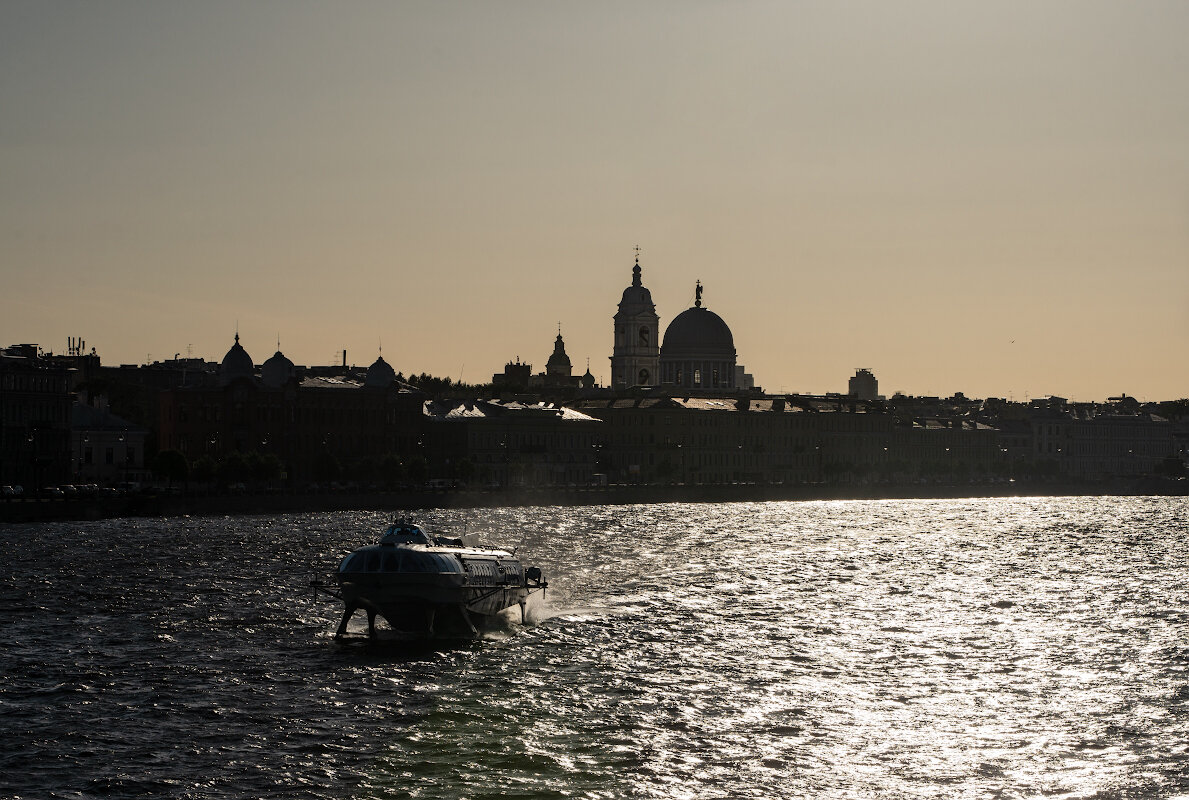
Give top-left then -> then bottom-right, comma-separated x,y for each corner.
1,478 -> 1184,524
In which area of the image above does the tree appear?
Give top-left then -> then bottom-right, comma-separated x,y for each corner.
314,452 -> 342,483
455,457 -> 476,485
249,452 -> 283,485
152,449 -> 189,488
352,456 -> 379,483
407,455 -> 429,484
191,456 -> 216,485
1156,455 -> 1186,478
379,454 -> 406,487
217,451 -> 251,484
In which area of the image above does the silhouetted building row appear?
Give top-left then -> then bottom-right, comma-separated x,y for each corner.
491,331 -> 596,391
157,337 -> 425,483
422,399 -> 601,487
569,395 -> 1002,485
3,329 -> 1184,494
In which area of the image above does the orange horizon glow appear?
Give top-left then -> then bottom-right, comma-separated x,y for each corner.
2,2 -> 1187,402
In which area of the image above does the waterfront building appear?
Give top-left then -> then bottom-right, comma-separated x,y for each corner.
610,255 -> 660,389
1048,408 -> 1175,479
158,336 -> 425,484
71,401 -> 148,486
0,345 -> 73,489
422,399 -> 601,487
570,393 -> 1004,486
492,358 -> 532,390
848,369 -> 879,401
493,330 -> 581,391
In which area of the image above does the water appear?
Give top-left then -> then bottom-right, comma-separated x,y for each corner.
2,497 -> 1188,799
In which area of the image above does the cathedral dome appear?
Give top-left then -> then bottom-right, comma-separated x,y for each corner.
219,334 -> 255,385
658,282 -> 738,391
261,350 -> 295,387
660,307 -> 735,357
364,355 -> 396,388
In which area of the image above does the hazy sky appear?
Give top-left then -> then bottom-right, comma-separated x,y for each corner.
3,1 -> 1187,401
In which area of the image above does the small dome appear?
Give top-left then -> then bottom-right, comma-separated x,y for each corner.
661,307 -> 735,357
617,258 -> 655,313
261,350 -> 295,387
219,334 -> 255,385
619,284 -> 654,310
581,369 -> 596,389
365,355 -> 396,388
546,333 -> 571,371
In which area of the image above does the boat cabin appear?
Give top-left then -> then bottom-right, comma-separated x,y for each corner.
379,521 -> 433,545
339,546 -> 463,575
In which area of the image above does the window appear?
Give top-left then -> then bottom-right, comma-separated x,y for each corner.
694,369 -> 701,386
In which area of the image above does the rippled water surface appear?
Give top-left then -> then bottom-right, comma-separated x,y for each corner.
3,497 -> 1189,799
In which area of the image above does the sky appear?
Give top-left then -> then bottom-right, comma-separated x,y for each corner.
2,1 -> 1187,402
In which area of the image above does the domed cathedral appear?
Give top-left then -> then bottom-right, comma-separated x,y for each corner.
610,254 -> 660,389
659,281 -> 738,392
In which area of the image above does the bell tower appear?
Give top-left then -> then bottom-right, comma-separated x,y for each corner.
610,252 -> 660,389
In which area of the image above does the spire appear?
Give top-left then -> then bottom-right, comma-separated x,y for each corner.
632,245 -> 642,287
695,280 -> 703,308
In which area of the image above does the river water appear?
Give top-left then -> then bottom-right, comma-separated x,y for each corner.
2,497 -> 1188,799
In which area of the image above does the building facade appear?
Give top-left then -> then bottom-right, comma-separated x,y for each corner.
158,337 -> 426,484
0,346 -> 73,490
422,399 -> 601,487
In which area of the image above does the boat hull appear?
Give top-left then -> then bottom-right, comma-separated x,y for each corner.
337,572 -> 532,636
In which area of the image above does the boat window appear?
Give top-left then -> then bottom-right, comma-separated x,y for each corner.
381,550 -> 400,572
381,524 -> 431,545
364,551 -> 380,572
